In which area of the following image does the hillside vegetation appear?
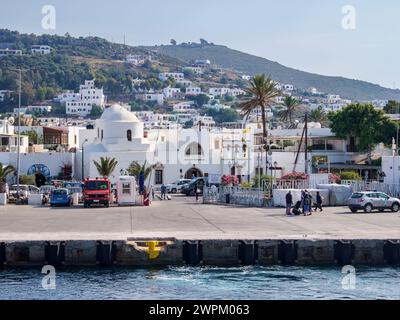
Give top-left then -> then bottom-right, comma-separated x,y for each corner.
145,43 -> 400,101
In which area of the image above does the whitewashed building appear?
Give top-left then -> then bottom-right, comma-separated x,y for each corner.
158,73 -> 185,82
185,86 -> 201,95
31,45 -> 52,54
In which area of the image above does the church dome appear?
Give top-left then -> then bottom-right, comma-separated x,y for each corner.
100,104 -> 139,122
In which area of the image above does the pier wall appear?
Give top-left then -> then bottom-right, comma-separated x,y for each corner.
1,239 -> 399,267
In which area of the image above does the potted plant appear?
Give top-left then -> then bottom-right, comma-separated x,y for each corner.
0,163 -> 15,205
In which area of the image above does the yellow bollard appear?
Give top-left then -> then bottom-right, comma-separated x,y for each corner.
145,241 -> 161,260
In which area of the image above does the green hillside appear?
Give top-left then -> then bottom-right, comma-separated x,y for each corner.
0,29 -> 187,110
144,43 -> 400,101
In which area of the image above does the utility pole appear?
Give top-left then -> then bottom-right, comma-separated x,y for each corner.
304,113 -> 308,174
16,69 -> 21,204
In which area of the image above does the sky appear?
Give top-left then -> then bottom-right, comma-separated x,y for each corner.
1,0 -> 400,89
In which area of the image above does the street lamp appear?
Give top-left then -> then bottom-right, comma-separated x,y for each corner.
81,139 -> 88,180
16,69 -> 22,204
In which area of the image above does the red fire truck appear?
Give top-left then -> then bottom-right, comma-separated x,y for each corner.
83,177 -> 111,208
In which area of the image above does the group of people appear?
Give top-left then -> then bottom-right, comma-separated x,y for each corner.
285,190 -> 323,216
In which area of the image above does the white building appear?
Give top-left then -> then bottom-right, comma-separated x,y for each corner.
203,103 -> 231,111
176,79 -> 192,87
371,100 -> 389,109
0,49 -> 22,57
183,66 -> 203,75
126,54 -> 147,66
173,101 -> 197,113
31,45 -> 52,54
283,84 -> 294,91
163,87 -> 181,99
27,105 -> 52,113
208,87 -> 244,97
242,75 -> 251,80
194,59 -> 211,66
65,80 -> 106,117
158,73 -> 185,82
55,91 -> 81,103
136,92 -> 164,105
185,86 -> 202,95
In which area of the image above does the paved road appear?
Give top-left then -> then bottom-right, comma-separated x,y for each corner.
0,195 -> 400,240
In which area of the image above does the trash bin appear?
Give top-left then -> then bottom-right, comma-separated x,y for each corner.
226,194 -> 230,204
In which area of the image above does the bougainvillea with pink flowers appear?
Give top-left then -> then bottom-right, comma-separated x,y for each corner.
221,174 -> 239,186
280,172 -> 309,180
329,173 -> 341,183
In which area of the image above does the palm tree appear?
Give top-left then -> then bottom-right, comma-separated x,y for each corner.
93,157 -> 118,177
239,74 -> 281,172
280,96 -> 300,127
309,106 -> 329,127
127,161 -> 152,182
0,163 -> 15,193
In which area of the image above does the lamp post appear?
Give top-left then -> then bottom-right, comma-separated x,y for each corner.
81,139 -> 88,180
16,69 -> 21,204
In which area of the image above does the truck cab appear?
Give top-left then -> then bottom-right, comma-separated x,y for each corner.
83,178 -> 111,208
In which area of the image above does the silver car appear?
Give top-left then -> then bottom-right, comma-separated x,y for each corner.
348,191 -> 400,213
165,179 -> 191,194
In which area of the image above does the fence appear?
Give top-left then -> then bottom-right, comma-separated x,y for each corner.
203,186 -> 271,207
340,180 -> 400,198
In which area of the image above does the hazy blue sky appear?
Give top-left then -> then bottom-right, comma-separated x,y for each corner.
1,0 -> 399,88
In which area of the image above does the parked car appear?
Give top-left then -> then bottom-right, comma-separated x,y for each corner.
40,185 -> 55,195
348,191 -> 400,213
165,179 -> 191,193
8,185 -> 40,203
50,188 -> 73,207
181,177 -> 219,196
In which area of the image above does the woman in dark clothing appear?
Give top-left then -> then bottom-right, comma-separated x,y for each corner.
314,191 -> 323,212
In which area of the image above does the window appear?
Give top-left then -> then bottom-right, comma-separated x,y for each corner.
155,170 -> 163,184
122,182 -> 131,194
127,129 -> 132,141
101,130 -> 103,140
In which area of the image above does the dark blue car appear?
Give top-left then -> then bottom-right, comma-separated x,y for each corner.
50,188 -> 72,207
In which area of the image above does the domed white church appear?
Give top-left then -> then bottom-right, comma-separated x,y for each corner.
75,104 -> 253,186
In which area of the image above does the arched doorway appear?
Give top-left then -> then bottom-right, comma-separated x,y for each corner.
185,167 -> 203,179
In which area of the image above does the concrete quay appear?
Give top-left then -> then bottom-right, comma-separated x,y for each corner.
0,196 -> 400,267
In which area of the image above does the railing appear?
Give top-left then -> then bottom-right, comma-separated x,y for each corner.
340,180 -> 400,197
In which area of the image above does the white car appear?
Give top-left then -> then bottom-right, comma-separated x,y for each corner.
165,179 -> 191,193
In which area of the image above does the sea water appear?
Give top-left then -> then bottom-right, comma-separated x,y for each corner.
0,266 -> 399,300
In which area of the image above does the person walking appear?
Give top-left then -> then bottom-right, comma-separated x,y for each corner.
285,190 -> 293,215
300,190 -> 306,214
195,185 -> 200,201
314,191 -> 323,212
160,184 -> 166,200
151,185 -> 155,200
303,190 -> 312,216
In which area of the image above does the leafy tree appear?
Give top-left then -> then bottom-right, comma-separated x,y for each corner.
90,104 -> 103,118
339,171 -> 362,181
202,108 -> 238,124
328,103 -> 398,163
279,96 -> 299,126
239,74 -> 281,171
170,39 -> 177,46
127,161 -> 152,182
21,130 -> 42,144
192,93 -> 210,107
93,157 -> 118,177
0,163 -> 15,192
383,100 -> 400,114
309,106 -> 329,127
183,120 -> 193,128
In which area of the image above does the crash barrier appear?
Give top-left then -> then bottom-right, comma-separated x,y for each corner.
96,241 -> 117,266
0,239 -> 397,266
44,241 -> 65,266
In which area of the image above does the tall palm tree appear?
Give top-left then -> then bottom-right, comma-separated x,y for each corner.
0,163 -> 15,193
280,96 -> 300,127
127,161 -> 152,182
309,106 -> 329,127
93,157 -> 118,177
239,74 -> 281,172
